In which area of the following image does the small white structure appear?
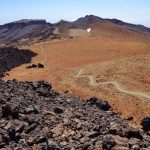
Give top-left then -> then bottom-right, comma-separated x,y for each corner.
87,28 -> 91,36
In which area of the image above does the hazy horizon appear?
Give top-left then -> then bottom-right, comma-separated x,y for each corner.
0,0 -> 150,27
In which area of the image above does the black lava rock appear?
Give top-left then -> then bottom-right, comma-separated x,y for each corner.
54,107 -> 64,114
100,101 -> 111,111
140,116 -> 150,131
38,63 -> 44,68
0,79 -> 149,149
102,136 -> 116,150
2,105 -> 13,118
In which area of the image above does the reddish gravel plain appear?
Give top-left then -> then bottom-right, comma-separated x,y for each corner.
4,29 -> 150,126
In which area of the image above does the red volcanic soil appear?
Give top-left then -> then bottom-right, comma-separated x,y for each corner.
4,28 -> 150,126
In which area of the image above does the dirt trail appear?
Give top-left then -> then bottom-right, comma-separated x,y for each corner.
37,44 -> 150,100
40,43 -> 47,65
5,43 -> 150,101
4,42 -> 150,125
40,43 -> 79,71
75,69 -> 150,100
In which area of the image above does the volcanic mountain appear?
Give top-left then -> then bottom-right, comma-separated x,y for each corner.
0,19 -> 54,46
1,15 -> 150,149
0,15 -> 150,46
72,15 -> 150,35
54,15 -> 150,38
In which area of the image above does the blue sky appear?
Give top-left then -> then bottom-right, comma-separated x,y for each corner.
0,0 -> 150,27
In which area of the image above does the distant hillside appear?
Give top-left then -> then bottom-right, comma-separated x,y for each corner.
0,15 -> 150,46
72,15 -> 104,28
107,18 -> 150,35
53,16 -> 150,38
0,19 -> 54,46
71,15 -> 150,35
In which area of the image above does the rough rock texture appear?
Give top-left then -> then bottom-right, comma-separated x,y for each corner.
140,117 -> 150,131
0,47 -> 37,77
0,46 -> 149,149
0,80 -> 150,149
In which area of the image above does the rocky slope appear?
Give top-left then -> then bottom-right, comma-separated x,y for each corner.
0,47 -> 37,77
0,79 -> 150,150
0,20 -> 54,46
0,47 -> 150,149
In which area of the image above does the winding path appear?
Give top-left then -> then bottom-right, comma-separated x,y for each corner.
40,43 -> 78,70
75,69 -> 150,100
40,43 -> 47,65
40,44 -> 150,100
6,43 -> 150,100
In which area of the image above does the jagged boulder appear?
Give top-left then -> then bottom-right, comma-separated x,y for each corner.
87,97 -> 111,111
140,116 -> 150,131
0,79 -> 149,149
38,63 -> 44,68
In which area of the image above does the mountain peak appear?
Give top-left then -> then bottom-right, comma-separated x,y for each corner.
73,15 -> 103,28
13,19 -> 47,24
0,19 -> 51,30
